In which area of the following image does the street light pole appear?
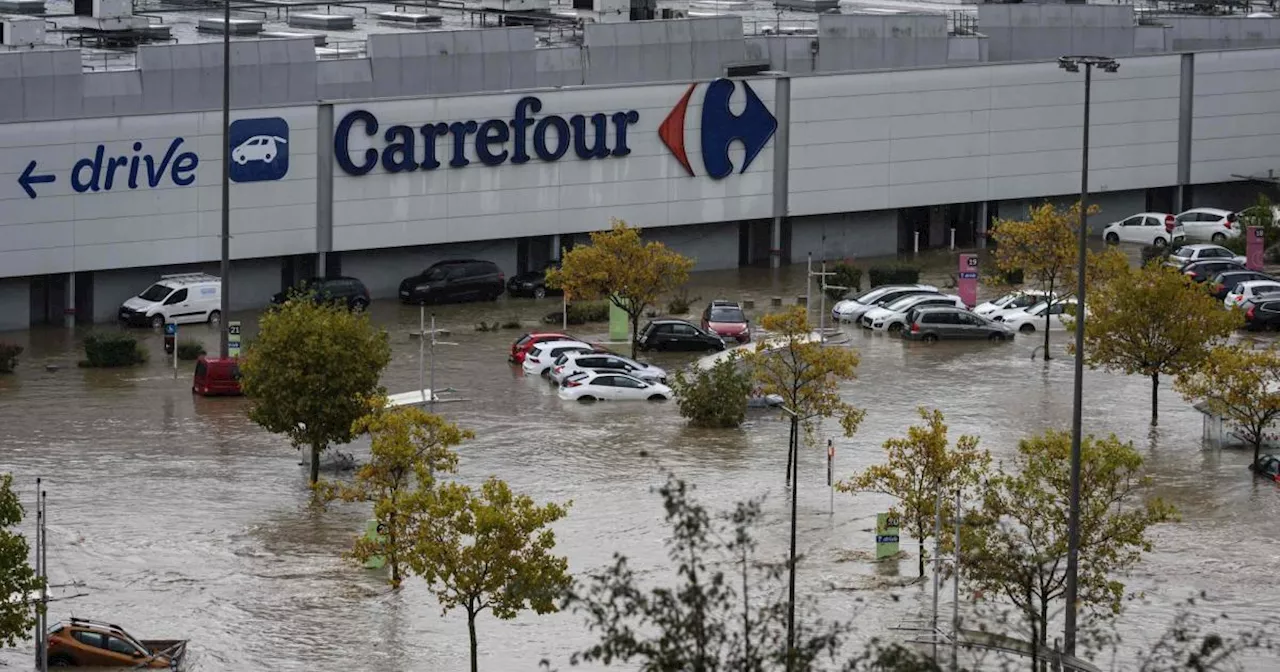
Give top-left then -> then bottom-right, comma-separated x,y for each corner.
218,0 -> 232,358
780,405 -> 800,671
1058,54 -> 1118,657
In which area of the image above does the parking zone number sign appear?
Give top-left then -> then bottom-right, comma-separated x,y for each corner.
228,321 -> 242,358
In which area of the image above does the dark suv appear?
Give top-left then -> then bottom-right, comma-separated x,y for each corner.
272,277 -> 370,310
399,260 -> 505,304
507,260 -> 562,299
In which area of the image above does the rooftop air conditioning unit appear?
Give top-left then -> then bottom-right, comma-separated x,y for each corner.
93,0 -> 131,19
0,17 -> 45,46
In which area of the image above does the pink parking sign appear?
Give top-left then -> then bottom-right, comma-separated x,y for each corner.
1247,226 -> 1265,271
958,254 -> 979,308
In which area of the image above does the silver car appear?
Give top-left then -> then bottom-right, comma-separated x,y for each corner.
832,284 -> 940,323
901,306 -> 1015,342
550,351 -> 667,385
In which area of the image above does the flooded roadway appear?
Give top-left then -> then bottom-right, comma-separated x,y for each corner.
1,262 -> 1278,671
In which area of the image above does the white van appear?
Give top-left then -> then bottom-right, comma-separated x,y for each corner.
118,273 -> 222,328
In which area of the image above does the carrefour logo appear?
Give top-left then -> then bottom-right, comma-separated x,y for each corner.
659,78 -> 777,180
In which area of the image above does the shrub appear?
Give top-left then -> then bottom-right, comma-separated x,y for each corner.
1142,244 -> 1172,266
81,332 -> 146,368
567,301 -> 609,324
666,287 -> 700,315
501,318 -> 522,329
824,263 -> 863,302
0,342 -> 21,373
176,339 -> 206,361
868,265 -> 921,287
669,358 -> 751,429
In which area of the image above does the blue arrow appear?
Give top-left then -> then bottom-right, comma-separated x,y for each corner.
19,160 -> 55,199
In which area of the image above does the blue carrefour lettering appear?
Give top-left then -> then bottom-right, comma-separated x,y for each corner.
70,138 -> 199,193
333,97 -> 640,176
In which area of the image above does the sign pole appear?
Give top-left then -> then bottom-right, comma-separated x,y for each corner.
33,478 -> 41,672
418,305 -> 426,402
952,489 -> 962,672
429,313 -> 437,410
931,482 -> 943,661
957,254 -> 979,309
1247,226 -> 1265,271
826,439 -> 834,515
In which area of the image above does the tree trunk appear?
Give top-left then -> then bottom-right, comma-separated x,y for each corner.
468,609 -> 479,672
1150,373 -> 1159,427
309,442 -> 322,484
917,537 -> 925,578
629,312 -> 639,359
785,417 -> 796,486
1254,437 -> 1263,470
1043,281 -> 1053,361
388,512 -> 400,588
1039,600 -> 1050,672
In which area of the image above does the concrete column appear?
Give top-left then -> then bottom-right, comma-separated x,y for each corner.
1176,53 -> 1194,212
551,234 -> 562,259
316,104 -> 335,277
64,272 -> 75,328
978,202 -> 989,249
770,73 -> 792,269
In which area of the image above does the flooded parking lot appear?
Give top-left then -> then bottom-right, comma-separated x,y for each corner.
1,263 -> 1278,671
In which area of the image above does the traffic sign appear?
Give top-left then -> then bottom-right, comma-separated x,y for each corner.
228,321 -> 242,357
164,323 -> 177,336
959,271 -> 978,279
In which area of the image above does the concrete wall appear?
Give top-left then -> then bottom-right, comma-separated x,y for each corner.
789,211 -> 898,264
996,188 -> 1148,234
338,240 -> 519,300
1163,17 -> 1280,52
582,17 -> 745,86
816,15 -> 951,72
980,4 -> 1136,62
89,258 -> 283,322
642,221 -> 740,271
744,37 -> 818,75
0,277 -> 28,333
1191,49 -> 1280,186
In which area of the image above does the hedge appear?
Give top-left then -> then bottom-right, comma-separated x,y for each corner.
81,333 -> 146,368
869,265 -> 921,287
0,342 -> 21,373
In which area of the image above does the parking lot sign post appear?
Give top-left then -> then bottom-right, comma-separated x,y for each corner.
826,439 -> 835,515
228,321 -> 242,358
958,254 -> 979,308
1247,226 -> 1265,271
164,323 -> 178,378
875,512 -> 900,560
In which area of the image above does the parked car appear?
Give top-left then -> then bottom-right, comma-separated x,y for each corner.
1175,207 -> 1240,242
192,356 -> 242,397
506,260 -> 561,299
1243,299 -> 1280,331
558,370 -> 673,402
861,294 -> 966,333
271,276 -> 370,311
1207,270 -> 1276,300
1166,244 -> 1246,268
1102,212 -> 1184,247
399,259 -> 505,304
637,319 -> 726,352
1224,279 -> 1280,309
118,273 -> 222,328
701,300 -> 751,343
521,339 -> 594,376
1251,454 -> 1280,482
550,351 -> 667,385
832,284 -> 940,323
46,618 -> 187,669
902,306 -> 1015,342
973,289 -> 1056,320
996,299 -> 1081,333
509,332 -> 573,364
1181,258 -> 1247,284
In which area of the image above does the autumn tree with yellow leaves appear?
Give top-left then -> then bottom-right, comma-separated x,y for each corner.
1075,263 -> 1242,427
546,220 -> 695,358
1176,345 -> 1280,469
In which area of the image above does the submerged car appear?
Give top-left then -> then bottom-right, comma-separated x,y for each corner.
47,618 -> 187,669
637,319 -> 726,352
996,299 -> 1081,333
861,294 -> 966,333
1252,454 -> 1280,482
558,370 -> 673,402
832,284 -> 940,324
973,289 -> 1056,320
701,300 -> 751,343
507,260 -> 562,299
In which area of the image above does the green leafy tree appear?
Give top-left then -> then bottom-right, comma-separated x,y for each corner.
317,405 -> 472,587
1222,194 -> 1277,256
545,219 -> 695,358
239,299 -> 392,484
1175,345 -> 1280,469
0,473 -> 43,648
838,408 -> 990,577
1073,263 -> 1241,426
960,431 -> 1176,661
670,357 -> 753,428
411,478 -> 571,672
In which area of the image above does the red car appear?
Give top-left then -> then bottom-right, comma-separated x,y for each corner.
700,300 -> 751,344
510,332 -> 572,364
192,356 -> 242,396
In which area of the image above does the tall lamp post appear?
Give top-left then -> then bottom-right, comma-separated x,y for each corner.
779,405 -> 800,671
1057,54 -> 1118,657
218,0 -> 232,358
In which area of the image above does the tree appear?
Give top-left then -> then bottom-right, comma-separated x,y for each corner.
1074,263 -> 1241,426
670,357 -> 753,428
1175,345 -> 1280,469
989,201 -> 1126,360
545,219 -> 695,358
0,473 -> 42,648
561,473 -> 849,672
960,431 -> 1175,662
838,408 -> 990,577
239,299 -> 392,484
411,477 -> 571,672
317,405 -> 472,587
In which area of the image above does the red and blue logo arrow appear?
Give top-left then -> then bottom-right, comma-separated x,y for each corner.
19,160 -> 56,199
659,78 -> 777,180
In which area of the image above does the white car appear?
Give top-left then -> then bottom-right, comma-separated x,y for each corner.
232,135 -> 287,165
861,294 -> 966,333
558,371 -> 673,402
1175,207 -> 1240,242
521,339 -> 594,377
832,284 -> 939,323
550,351 -> 667,385
1101,212 -> 1185,247
997,299 -> 1082,334
1223,280 -> 1280,309
973,289 -> 1057,320
1167,244 -> 1247,268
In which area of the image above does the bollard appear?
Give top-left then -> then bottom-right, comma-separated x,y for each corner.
796,296 -> 808,307
771,296 -> 783,307
743,299 -> 755,310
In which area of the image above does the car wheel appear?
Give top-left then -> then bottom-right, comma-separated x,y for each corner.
1153,237 -> 1167,248
49,655 -> 73,667
208,310 -> 221,325
150,314 -> 165,329
988,332 -> 1005,342
351,298 -> 368,312
264,153 -> 274,162
1212,232 -> 1226,243
1105,232 -> 1119,244
533,286 -> 547,299
235,154 -> 248,165
922,333 -> 938,343
1019,323 -> 1036,334
648,394 -> 668,401
578,395 -> 597,403
887,322 -> 903,334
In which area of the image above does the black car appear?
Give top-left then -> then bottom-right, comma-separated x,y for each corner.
637,319 -> 726,352
1207,270 -> 1276,300
399,259 -> 505,305
272,276 -> 370,310
507,260 -> 562,299
1245,299 -> 1280,331
1181,259 -> 1246,284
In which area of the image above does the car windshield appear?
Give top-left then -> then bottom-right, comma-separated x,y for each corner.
1171,246 -> 1192,257
1026,301 -> 1050,316
421,267 -> 446,281
709,307 -> 745,322
886,296 -> 925,311
137,283 -> 173,302
852,287 -> 888,302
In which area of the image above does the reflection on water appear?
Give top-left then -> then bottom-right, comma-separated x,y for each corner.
1,263 -> 1277,671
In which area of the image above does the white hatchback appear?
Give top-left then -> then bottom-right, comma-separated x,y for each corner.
1175,207 -> 1240,243
973,290 -> 1057,320
997,299 -> 1082,333
861,294 -> 966,333
1224,280 -> 1280,309
521,340 -> 594,377
558,371 -> 673,402
1102,212 -> 1185,247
